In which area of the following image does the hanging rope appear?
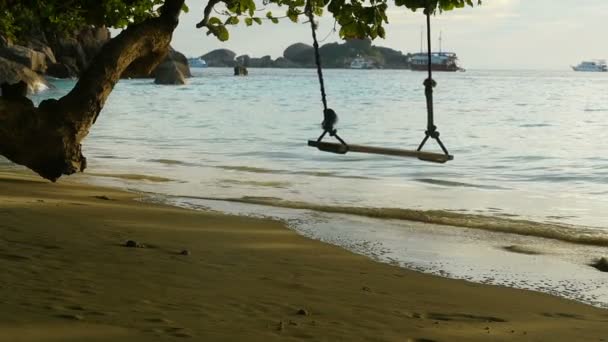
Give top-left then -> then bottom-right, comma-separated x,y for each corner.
305,0 -> 348,149
417,7 -> 450,156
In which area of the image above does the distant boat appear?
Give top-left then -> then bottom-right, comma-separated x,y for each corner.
350,56 -> 374,69
409,52 -> 463,72
572,60 -> 607,72
188,57 -> 208,68
411,30 -> 463,72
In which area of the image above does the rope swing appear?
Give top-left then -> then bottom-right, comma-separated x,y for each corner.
306,1 -> 454,164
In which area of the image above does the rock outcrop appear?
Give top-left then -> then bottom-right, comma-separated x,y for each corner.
233,65 -> 248,76
45,27 -> 112,78
0,45 -> 47,73
2,26 -> 191,84
248,55 -> 274,68
236,55 -> 250,67
199,39 -> 411,70
0,57 -> 49,94
123,47 -> 191,79
166,48 -> 191,78
154,61 -> 186,85
273,57 -> 302,68
283,43 -> 314,65
201,49 -> 236,67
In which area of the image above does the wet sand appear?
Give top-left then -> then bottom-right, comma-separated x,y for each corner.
1,170 -> 607,341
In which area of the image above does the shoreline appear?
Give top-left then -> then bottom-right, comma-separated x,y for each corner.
1,169 -> 607,341
66,169 -> 608,309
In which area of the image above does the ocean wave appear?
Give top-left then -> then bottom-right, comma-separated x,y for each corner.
216,165 -> 372,180
174,195 -> 608,247
85,172 -> 174,182
414,178 -> 508,190
147,158 -> 196,166
219,179 -> 291,188
31,80 -> 49,93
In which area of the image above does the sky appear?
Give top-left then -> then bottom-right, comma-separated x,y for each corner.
167,0 -> 608,70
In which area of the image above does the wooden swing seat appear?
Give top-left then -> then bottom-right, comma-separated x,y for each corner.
308,140 -> 453,164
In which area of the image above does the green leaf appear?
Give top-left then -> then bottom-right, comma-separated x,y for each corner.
217,25 -> 230,41
208,17 -> 222,25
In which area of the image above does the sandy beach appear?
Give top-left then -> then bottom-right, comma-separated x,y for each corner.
1,169 -> 607,341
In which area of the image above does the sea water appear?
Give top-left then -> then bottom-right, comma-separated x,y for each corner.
20,67 -> 608,307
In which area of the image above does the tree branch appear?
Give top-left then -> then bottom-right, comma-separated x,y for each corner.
196,0 -> 223,28
0,0 -> 186,181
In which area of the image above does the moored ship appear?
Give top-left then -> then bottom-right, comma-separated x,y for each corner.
409,52 -> 463,72
349,56 -> 374,69
188,57 -> 208,68
571,60 -> 607,72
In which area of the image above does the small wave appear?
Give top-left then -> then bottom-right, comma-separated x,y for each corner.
216,165 -> 372,180
86,172 -> 173,182
218,166 -> 278,174
519,123 -> 552,128
415,178 -> 507,190
502,245 -> 543,255
220,179 -> 291,188
148,159 -> 194,166
31,80 -> 50,93
94,155 -> 130,160
175,195 -> 608,247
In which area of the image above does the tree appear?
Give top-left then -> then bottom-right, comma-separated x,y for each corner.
0,0 -> 479,181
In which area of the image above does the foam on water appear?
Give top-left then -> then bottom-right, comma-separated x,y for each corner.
166,194 -> 608,247
150,195 -> 608,309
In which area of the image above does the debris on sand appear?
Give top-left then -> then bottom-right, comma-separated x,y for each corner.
590,257 -> 608,272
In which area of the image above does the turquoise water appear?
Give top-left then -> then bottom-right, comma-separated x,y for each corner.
33,68 -> 608,232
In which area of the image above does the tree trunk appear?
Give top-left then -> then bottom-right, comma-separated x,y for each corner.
0,0 -> 185,181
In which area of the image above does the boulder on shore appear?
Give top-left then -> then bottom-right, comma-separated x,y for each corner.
233,65 -> 248,76
44,26 -> 112,78
166,48 -> 191,78
154,61 -> 186,85
0,57 -> 49,94
26,38 -> 57,65
0,45 -> 47,73
236,55 -> 250,67
123,47 -> 191,79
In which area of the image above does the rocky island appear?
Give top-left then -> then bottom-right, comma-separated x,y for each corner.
200,39 -> 412,69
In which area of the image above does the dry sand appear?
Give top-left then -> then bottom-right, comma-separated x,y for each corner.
1,170 -> 607,341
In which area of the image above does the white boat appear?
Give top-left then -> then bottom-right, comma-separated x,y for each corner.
188,57 -> 208,68
350,56 -> 373,69
572,60 -> 607,72
410,52 -> 462,72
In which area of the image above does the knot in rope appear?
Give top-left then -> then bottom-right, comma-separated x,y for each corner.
322,108 -> 338,134
423,78 -> 437,88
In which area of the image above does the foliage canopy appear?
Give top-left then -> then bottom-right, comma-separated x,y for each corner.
0,0 -> 479,42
